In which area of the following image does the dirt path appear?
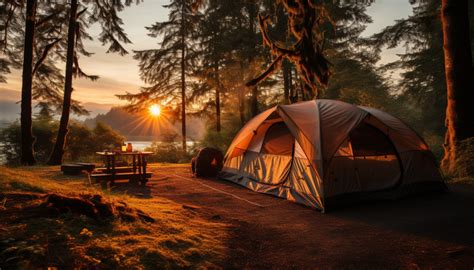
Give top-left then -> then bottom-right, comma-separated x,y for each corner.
143,165 -> 474,269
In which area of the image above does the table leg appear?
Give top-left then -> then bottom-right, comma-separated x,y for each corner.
111,155 -> 116,185
138,154 -> 142,176
133,155 -> 137,173
106,156 -> 111,174
142,155 -> 147,184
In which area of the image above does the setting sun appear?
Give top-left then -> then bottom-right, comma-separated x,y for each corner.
149,104 -> 161,116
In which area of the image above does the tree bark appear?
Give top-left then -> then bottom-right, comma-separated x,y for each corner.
440,0 -> 474,174
214,62 -> 221,132
282,59 -> 292,104
250,85 -> 259,116
289,68 -> 298,103
20,0 -> 37,165
48,0 -> 78,165
180,0 -> 187,152
247,2 -> 259,117
239,62 -> 246,126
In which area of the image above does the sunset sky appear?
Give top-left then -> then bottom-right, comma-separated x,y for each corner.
0,0 -> 412,119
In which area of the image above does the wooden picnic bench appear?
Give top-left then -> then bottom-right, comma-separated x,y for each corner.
91,151 -> 153,185
61,163 -> 96,175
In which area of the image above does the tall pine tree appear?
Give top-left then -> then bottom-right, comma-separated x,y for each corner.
440,0 -> 474,175
118,0 -> 201,152
48,0 -> 135,165
372,0 -> 447,135
20,0 -> 37,165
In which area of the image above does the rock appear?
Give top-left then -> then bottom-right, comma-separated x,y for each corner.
182,204 -> 199,211
211,214 -> 222,220
447,247 -> 465,258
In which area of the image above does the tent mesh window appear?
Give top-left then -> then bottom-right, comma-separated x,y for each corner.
261,122 -> 294,156
326,121 -> 402,195
349,122 -> 397,156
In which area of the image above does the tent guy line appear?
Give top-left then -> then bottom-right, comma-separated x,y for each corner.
169,173 -> 266,208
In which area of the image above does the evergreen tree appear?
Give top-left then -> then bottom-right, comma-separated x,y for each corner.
1,1 -> 89,115
20,0 -> 37,165
48,0 -> 136,165
34,102 -> 54,123
319,1 -> 394,110
47,0 -> 81,165
118,0 -> 201,152
371,0 -> 447,135
440,0 -> 474,174
246,0 -> 333,97
372,0 -> 474,161
1,0 -> 90,165
192,0 -> 245,131
0,0 -> 19,83
245,0 -> 386,105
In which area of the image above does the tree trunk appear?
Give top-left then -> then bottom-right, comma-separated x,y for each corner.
239,62 -> 246,126
250,86 -> 259,116
282,59 -> 292,104
289,68 -> 298,103
239,88 -> 245,126
440,0 -> 474,175
47,0 -> 78,165
20,0 -> 37,166
214,62 -> 221,132
180,0 -> 187,152
247,2 -> 259,117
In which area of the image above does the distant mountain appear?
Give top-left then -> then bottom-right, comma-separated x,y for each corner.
0,99 -> 113,123
82,102 -> 113,116
84,107 -> 205,141
0,93 -> 205,140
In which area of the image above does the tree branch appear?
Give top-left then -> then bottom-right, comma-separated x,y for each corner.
3,4 -> 17,51
245,54 -> 283,87
32,38 -> 62,75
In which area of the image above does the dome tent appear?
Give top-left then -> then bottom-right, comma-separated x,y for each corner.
219,100 -> 446,211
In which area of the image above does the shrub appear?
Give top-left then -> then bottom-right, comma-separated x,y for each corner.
144,132 -> 196,163
0,120 -> 56,164
199,115 -> 241,153
422,132 -> 444,161
0,120 -> 124,165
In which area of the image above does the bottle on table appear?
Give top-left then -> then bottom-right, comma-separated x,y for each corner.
121,142 -> 127,152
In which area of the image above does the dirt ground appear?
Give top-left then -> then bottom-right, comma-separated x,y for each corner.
119,165 -> 474,269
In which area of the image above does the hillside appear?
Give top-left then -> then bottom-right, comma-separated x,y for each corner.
84,107 -> 205,141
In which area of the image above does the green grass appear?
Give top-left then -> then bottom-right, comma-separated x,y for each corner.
0,165 -> 229,269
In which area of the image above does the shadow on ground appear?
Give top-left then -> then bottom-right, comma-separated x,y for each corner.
146,166 -> 474,268
106,181 -> 153,198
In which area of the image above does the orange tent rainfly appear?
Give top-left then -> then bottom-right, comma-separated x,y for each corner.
219,100 -> 446,211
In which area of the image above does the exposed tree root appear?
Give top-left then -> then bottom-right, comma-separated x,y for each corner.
0,192 -> 155,223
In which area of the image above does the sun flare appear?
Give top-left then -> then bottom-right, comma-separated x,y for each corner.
149,104 -> 161,117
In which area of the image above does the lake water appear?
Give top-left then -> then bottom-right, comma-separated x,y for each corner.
125,141 -> 198,151
125,141 -> 153,151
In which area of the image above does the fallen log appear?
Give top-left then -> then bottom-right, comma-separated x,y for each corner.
2,192 -> 154,224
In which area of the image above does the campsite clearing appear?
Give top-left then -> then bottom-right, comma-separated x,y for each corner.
0,164 -> 473,269
148,164 -> 474,269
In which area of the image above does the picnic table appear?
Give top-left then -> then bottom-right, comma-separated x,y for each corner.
91,151 -> 153,185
